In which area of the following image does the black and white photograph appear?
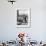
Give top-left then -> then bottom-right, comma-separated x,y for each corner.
16,8 -> 31,28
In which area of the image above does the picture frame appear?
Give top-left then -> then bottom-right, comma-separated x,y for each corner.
16,8 -> 31,28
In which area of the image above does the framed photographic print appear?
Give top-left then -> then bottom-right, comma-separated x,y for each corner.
16,8 -> 31,28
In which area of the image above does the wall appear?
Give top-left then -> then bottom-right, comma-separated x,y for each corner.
0,0 -> 46,41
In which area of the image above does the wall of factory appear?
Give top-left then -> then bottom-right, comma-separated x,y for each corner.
0,0 -> 46,41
